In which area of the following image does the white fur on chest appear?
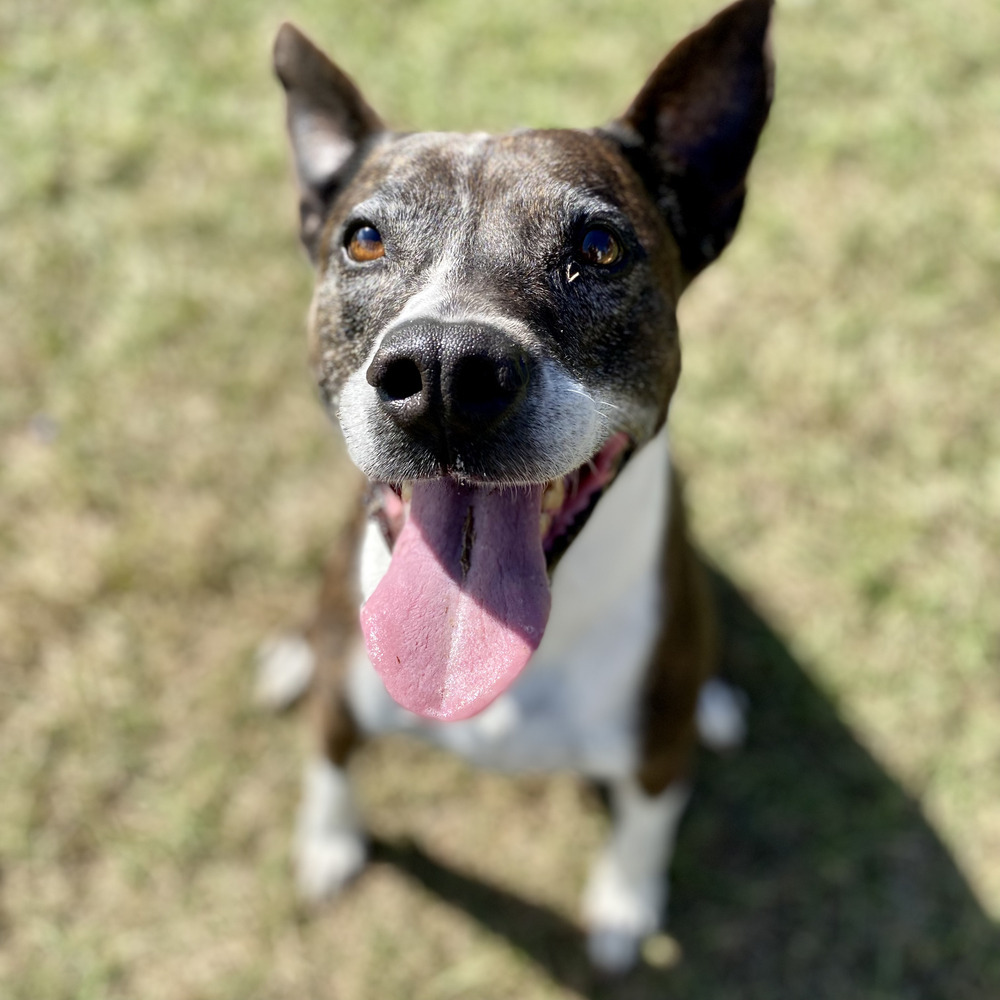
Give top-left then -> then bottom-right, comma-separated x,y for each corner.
347,429 -> 672,779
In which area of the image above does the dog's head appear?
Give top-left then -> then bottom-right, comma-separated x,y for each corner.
276,0 -> 773,722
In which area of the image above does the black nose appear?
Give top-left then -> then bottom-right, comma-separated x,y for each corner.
366,321 -> 531,441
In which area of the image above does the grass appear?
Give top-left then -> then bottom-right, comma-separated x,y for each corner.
2,0 -> 999,996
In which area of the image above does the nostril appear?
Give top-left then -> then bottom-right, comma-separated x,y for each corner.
499,354 -> 530,395
378,357 -> 424,402
449,353 -> 529,420
451,357 -> 504,409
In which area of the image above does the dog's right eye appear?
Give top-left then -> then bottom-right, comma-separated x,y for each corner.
578,226 -> 623,268
346,225 -> 385,263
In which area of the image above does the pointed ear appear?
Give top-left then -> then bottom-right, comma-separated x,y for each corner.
609,0 -> 774,278
273,23 -> 385,260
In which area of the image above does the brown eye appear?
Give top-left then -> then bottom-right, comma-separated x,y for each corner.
579,226 -> 622,267
346,224 -> 385,262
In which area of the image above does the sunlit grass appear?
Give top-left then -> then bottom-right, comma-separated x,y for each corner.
2,0 -> 999,996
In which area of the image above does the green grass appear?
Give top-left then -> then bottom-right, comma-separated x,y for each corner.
2,0 -> 999,996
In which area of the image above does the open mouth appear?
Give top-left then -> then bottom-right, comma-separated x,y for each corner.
360,433 -> 632,723
375,432 -> 631,566
538,432 -> 632,565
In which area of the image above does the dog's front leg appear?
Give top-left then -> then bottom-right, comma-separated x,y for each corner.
296,752 -> 366,904
295,672 -> 368,904
294,508 -> 369,903
582,777 -> 690,974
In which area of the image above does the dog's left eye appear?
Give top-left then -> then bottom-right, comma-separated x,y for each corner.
578,226 -> 623,268
346,225 -> 385,263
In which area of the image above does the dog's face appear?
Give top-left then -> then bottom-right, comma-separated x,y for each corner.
276,0 -> 773,722
313,129 -> 684,489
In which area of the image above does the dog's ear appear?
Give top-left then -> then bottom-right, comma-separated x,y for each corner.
608,0 -> 774,278
274,23 -> 385,260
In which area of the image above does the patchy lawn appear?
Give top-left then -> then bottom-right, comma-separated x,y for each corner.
1,0 -> 998,996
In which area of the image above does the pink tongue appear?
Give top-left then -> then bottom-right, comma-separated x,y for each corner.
361,479 -> 551,721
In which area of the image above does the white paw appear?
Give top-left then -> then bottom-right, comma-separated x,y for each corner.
696,677 -> 748,752
583,855 -> 664,974
295,830 -> 367,904
255,633 -> 315,710
295,758 -> 365,903
587,927 -> 641,975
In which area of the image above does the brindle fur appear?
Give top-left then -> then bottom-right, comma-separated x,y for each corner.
637,468 -> 716,795
305,488 -> 366,767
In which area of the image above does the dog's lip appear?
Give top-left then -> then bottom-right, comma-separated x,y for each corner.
390,434 -> 633,493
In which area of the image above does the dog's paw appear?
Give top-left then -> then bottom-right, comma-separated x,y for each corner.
295,829 -> 367,904
587,927 -> 642,976
696,677 -> 748,752
255,633 -> 315,710
582,856 -> 664,975
295,757 -> 365,904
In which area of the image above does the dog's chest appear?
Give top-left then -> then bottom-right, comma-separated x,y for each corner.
347,430 -> 672,779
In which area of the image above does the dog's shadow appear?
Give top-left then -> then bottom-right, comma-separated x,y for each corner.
369,568 -> 1000,999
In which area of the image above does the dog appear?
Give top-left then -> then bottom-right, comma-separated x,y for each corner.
260,0 -> 774,973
